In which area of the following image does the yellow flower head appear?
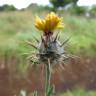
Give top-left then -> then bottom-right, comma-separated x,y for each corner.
35,12 -> 64,33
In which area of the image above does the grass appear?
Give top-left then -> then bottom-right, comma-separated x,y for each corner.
62,14 -> 96,55
61,89 -> 96,96
0,11 -> 96,56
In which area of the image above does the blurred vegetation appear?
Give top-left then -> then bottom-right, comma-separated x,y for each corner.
49,0 -> 78,11
0,4 -> 17,11
61,89 -> 96,96
0,3 -> 96,17
0,11 -> 96,57
67,5 -> 88,15
89,5 -> 96,17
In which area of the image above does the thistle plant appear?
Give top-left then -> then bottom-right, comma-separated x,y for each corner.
27,12 -> 70,96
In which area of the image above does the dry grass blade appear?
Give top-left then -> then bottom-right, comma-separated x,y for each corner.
26,41 -> 38,50
33,36 -> 39,43
60,37 -> 71,47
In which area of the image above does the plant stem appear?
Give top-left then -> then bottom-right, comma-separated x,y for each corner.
45,58 -> 51,96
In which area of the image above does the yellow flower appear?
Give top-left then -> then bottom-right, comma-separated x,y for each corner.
35,12 -> 64,32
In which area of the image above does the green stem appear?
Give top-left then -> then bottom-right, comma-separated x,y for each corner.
45,59 -> 51,96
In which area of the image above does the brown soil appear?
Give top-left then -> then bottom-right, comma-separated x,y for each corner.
0,55 -> 96,96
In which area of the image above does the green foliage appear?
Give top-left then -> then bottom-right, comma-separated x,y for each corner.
32,91 -> 39,96
47,86 -> 55,96
0,4 -> 17,11
68,6 -> 87,15
61,15 -> 96,55
89,5 -> 96,17
0,11 -> 96,56
49,0 -> 78,9
26,4 -> 50,13
61,89 -> 96,96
